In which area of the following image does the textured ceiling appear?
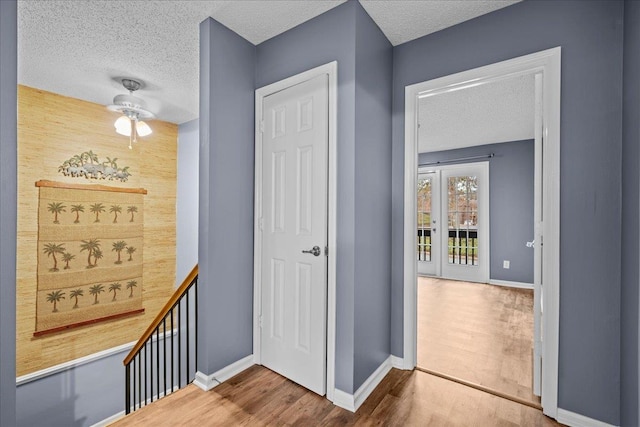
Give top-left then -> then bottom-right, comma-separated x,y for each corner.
418,74 -> 535,153
359,0 -> 519,46
18,0 -> 521,125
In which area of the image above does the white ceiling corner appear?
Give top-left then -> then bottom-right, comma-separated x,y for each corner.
17,0 -> 521,125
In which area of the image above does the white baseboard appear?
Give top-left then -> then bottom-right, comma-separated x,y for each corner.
193,354 -> 254,392
90,411 -> 125,427
390,355 -> 406,370
556,408 -> 619,427
488,279 -> 534,290
333,355 -> 392,413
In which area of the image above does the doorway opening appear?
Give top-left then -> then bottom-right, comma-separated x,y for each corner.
403,47 -> 561,418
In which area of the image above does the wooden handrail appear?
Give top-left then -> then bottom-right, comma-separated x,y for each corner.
124,264 -> 198,365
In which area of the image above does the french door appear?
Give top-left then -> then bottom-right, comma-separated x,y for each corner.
417,163 -> 489,283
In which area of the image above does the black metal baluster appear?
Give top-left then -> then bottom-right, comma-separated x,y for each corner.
171,307 -> 174,394
178,300 -> 182,388
133,357 -> 137,410
137,351 -> 141,409
156,326 -> 160,400
150,334 -> 154,402
125,364 -> 131,414
144,343 -> 147,406
195,281 -> 198,375
163,317 -> 167,397
186,289 -> 190,381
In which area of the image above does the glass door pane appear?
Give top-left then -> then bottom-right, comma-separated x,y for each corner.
417,176 -> 432,262
447,175 -> 478,266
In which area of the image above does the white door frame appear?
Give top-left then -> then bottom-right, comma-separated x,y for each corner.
403,47 -> 561,418
253,61 -> 338,401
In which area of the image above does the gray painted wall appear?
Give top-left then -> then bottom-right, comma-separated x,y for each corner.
419,140 -> 535,284
392,1 -> 624,423
198,18 -> 256,375
256,0 -> 393,393
17,350 -> 127,426
177,119 -> 199,286
256,1 -> 358,393
621,1 -> 640,425
0,0 -> 17,425
353,4 -> 393,391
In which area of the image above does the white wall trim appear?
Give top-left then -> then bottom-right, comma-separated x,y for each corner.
253,61 -> 338,401
556,408 -> 619,427
90,410 -> 125,427
390,355 -> 405,370
488,279 -> 534,290
333,356 -> 392,413
17,340 -> 133,386
193,354 -> 254,392
17,329 -> 178,386
404,47 -> 561,419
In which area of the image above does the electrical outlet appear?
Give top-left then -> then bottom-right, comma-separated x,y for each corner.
503,260 -> 510,269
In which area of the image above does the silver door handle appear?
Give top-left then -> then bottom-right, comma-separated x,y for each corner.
302,246 -> 321,256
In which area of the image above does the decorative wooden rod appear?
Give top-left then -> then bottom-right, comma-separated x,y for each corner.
124,264 -> 198,366
36,179 -> 147,194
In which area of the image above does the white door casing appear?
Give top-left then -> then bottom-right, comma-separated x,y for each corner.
532,72 -> 543,396
403,48 -> 561,418
258,74 -> 329,395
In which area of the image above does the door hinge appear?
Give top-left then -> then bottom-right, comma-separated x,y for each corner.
259,120 -> 265,133
259,315 -> 263,328
259,217 -> 264,231
324,246 -> 329,256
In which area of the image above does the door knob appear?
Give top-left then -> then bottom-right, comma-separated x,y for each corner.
302,246 -> 321,256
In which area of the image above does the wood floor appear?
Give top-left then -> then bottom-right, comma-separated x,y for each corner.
417,277 -> 539,406
111,364 -> 560,426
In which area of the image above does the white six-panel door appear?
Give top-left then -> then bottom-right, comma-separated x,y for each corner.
260,74 -> 329,395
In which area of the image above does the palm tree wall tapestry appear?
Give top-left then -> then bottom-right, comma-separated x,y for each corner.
35,180 -> 146,336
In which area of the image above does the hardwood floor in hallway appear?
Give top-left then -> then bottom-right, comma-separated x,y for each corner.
417,277 -> 539,406
110,365 -> 560,426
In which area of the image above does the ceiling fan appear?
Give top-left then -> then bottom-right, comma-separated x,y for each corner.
107,78 -> 155,149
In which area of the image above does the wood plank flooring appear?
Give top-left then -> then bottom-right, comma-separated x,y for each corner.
111,365 -> 561,426
417,277 -> 539,406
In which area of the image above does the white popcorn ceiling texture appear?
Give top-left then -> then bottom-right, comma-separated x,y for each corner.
18,0 -> 520,125
419,74 -> 535,153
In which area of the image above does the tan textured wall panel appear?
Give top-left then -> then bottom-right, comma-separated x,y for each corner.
17,85 -> 177,376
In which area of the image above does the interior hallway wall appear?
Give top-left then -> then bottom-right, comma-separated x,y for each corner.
177,119 -> 199,286
198,18 -> 256,376
391,1 -> 624,424
621,1 -> 640,425
255,0 -> 392,394
0,0 -> 18,425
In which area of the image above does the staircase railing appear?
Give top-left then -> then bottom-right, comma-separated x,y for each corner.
123,265 -> 198,414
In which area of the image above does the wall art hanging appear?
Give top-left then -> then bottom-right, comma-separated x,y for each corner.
58,151 -> 131,182
34,180 -> 146,336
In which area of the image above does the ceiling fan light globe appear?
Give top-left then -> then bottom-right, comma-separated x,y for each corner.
136,121 -> 152,137
114,115 -> 132,136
